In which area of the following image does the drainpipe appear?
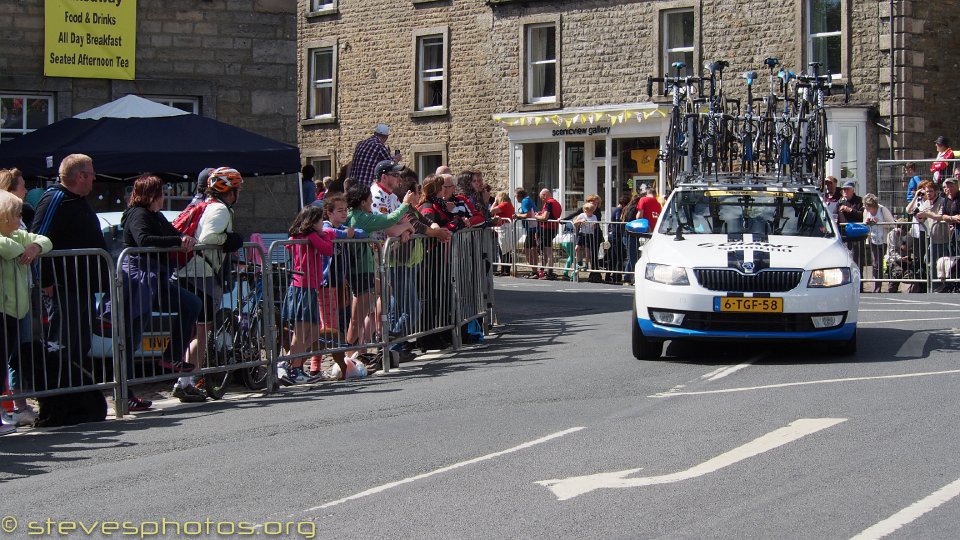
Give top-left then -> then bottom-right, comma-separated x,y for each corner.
889,0 -> 896,160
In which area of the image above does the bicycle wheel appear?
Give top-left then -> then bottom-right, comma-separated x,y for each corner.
810,108 -> 830,185
239,310 -> 271,391
202,310 -> 238,400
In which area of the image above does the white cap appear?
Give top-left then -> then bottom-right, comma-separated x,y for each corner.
374,123 -> 390,136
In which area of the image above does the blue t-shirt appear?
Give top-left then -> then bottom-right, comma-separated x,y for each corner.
519,196 -> 536,229
906,175 -> 921,203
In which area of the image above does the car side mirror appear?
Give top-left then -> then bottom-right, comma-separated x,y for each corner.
842,222 -> 869,240
626,219 -> 651,237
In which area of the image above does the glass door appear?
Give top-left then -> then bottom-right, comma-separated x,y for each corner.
564,141 -> 585,210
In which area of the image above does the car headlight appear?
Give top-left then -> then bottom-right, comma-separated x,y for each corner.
808,268 -> 852,288
645,263 -> 690,285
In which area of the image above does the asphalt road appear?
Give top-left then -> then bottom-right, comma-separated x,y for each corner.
3,279 -> 960,539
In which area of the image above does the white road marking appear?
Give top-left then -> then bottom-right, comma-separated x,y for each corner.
303,426 -> 585,511
701,367 -> 727,379
650,368 -> 960,398
536,418 -> 846,501
706,363 -> 753,381
850,477 -> 960,540
859,317 -> 960,324
859,309 -> 960,312
704,354 -> 761,381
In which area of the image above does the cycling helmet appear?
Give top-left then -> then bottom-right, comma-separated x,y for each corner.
207,167 -> 243,193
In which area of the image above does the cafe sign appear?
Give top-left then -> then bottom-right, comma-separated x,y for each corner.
44,0 -> 137,80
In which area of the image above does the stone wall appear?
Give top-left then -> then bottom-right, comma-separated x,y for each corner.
298,0 -> 908,190
1,0 -> 299,236
889,1 -> 960,160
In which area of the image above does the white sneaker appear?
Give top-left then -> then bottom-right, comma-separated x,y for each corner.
10,407 -> 36,427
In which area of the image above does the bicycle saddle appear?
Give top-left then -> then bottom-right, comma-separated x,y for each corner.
705,60 -> 729,73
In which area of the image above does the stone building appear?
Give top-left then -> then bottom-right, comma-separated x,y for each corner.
298,0 -> 960,215
1,0 -> 299,236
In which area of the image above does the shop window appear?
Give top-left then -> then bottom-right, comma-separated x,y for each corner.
147,96 -> 199,114
415,33 -> 447,111
308,46 -> 336,119
520,142 -> 560,201
525,23 -> 557,104
661,9 -> 694,77
805,0 -> 844,78
0,95 -> 53,144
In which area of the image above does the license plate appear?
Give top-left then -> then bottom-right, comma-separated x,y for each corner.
715,297 -> 783,313
142,336 -> 170,352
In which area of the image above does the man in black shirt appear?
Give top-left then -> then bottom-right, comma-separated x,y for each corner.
31,154 -> 108,384
940,173 -> 960,256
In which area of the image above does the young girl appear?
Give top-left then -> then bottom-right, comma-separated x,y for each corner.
308,193 -> 365,379
0,190 -> 52,433
574,202 -> 599,271
281,206 -> 336,384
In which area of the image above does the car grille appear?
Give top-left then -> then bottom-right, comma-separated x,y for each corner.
693,269 -> 804,292
673,312 -> 843,333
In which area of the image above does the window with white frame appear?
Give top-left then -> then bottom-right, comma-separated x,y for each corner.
662,9 -> 694,77
806,0 -> 842,78
0,95 -> 53,144
148,96 -> 199,114
310,0 -> 336,12
416,34 -> 446,111
309,46 -> 335,118
525,23 -> 557,104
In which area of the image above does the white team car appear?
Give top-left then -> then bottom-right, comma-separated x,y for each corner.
627,179 -> 869,360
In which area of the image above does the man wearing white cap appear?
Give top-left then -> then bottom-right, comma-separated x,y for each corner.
349,123 -> 396,188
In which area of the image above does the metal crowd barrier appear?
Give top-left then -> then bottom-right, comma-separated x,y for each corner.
504,218 -> 634,283
850,218 -> 960,293
114,243 -> 275,415
877,158 -> 960,216
3,229 -> 498,422
0,248 -> 120,412
270,227 -> 497,377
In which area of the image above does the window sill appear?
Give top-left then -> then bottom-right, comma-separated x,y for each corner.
410,108 -> 448,119
301,117 -> 337,127
518,101 -> 560,113
305,7 -> 338,18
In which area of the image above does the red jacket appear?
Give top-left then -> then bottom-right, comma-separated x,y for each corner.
932,148 -> 955,181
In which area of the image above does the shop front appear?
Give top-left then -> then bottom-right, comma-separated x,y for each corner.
494,104 -> 668,218
494,104 -> 871,218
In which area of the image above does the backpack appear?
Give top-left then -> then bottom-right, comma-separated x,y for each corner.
169,200 -> 211,266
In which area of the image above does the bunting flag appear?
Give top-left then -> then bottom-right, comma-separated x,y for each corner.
493,107 -> 670,128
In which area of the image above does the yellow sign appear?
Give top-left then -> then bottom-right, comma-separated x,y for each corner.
44,0 -> 137,80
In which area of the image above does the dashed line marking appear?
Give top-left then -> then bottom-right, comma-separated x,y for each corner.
650,369 -> 960,398
851,477 -> 960,540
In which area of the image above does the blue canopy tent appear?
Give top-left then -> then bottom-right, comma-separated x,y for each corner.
0,95 -> 300,178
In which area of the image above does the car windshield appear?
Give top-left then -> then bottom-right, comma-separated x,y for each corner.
658,188 -> 836,238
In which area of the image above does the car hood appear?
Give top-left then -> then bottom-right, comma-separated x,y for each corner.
644,232 -> 853,271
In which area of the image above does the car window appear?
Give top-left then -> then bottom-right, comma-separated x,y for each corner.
658,189 -> 836,238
